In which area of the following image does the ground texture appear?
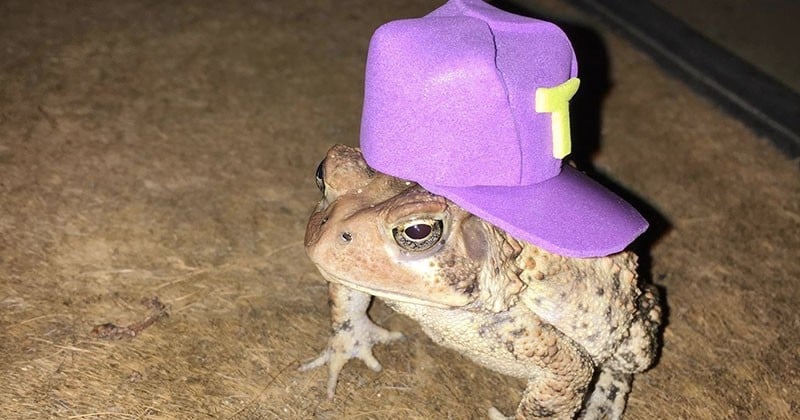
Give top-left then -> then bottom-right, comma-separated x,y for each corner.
1,0 -> 798,419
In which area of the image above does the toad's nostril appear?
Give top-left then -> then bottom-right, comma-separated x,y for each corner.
341,232 -> 352,243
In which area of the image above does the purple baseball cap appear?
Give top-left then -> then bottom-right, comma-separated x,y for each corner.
360,0 -> 647,257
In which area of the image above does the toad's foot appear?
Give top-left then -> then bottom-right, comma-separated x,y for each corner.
299,317 -> 403,398
488,407 -> 512,420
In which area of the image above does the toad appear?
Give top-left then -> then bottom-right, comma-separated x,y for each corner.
301,144 -> 661,419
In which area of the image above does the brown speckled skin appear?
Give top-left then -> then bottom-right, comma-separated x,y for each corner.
302,145 -> 662,419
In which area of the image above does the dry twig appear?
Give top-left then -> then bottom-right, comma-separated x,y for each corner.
91,296 -> 169,340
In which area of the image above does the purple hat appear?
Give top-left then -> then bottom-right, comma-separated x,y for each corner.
360,0 -> 647,257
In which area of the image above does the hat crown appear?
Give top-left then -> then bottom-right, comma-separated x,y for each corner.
360,0 -> 578,188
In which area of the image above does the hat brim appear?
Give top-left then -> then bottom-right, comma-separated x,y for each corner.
421,165 -> 648,257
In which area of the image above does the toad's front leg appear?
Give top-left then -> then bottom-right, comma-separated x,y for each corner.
488,312 -> 595,420
299,282 -> 404,398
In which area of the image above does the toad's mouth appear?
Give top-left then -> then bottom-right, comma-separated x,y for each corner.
316,267 -> 452,309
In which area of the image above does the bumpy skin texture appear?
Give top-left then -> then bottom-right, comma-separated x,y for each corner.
302,145 -> 662,419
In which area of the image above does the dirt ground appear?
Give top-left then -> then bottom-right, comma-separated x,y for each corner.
1,0 -> 798,419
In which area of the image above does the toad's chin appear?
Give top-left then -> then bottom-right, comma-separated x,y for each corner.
316,268 -> 453,309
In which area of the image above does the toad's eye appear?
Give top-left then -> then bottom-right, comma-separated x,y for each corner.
315,160 -> 325,193
393,219 -> 444,252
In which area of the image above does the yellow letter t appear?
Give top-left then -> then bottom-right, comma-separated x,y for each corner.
535,77 -> 580,159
